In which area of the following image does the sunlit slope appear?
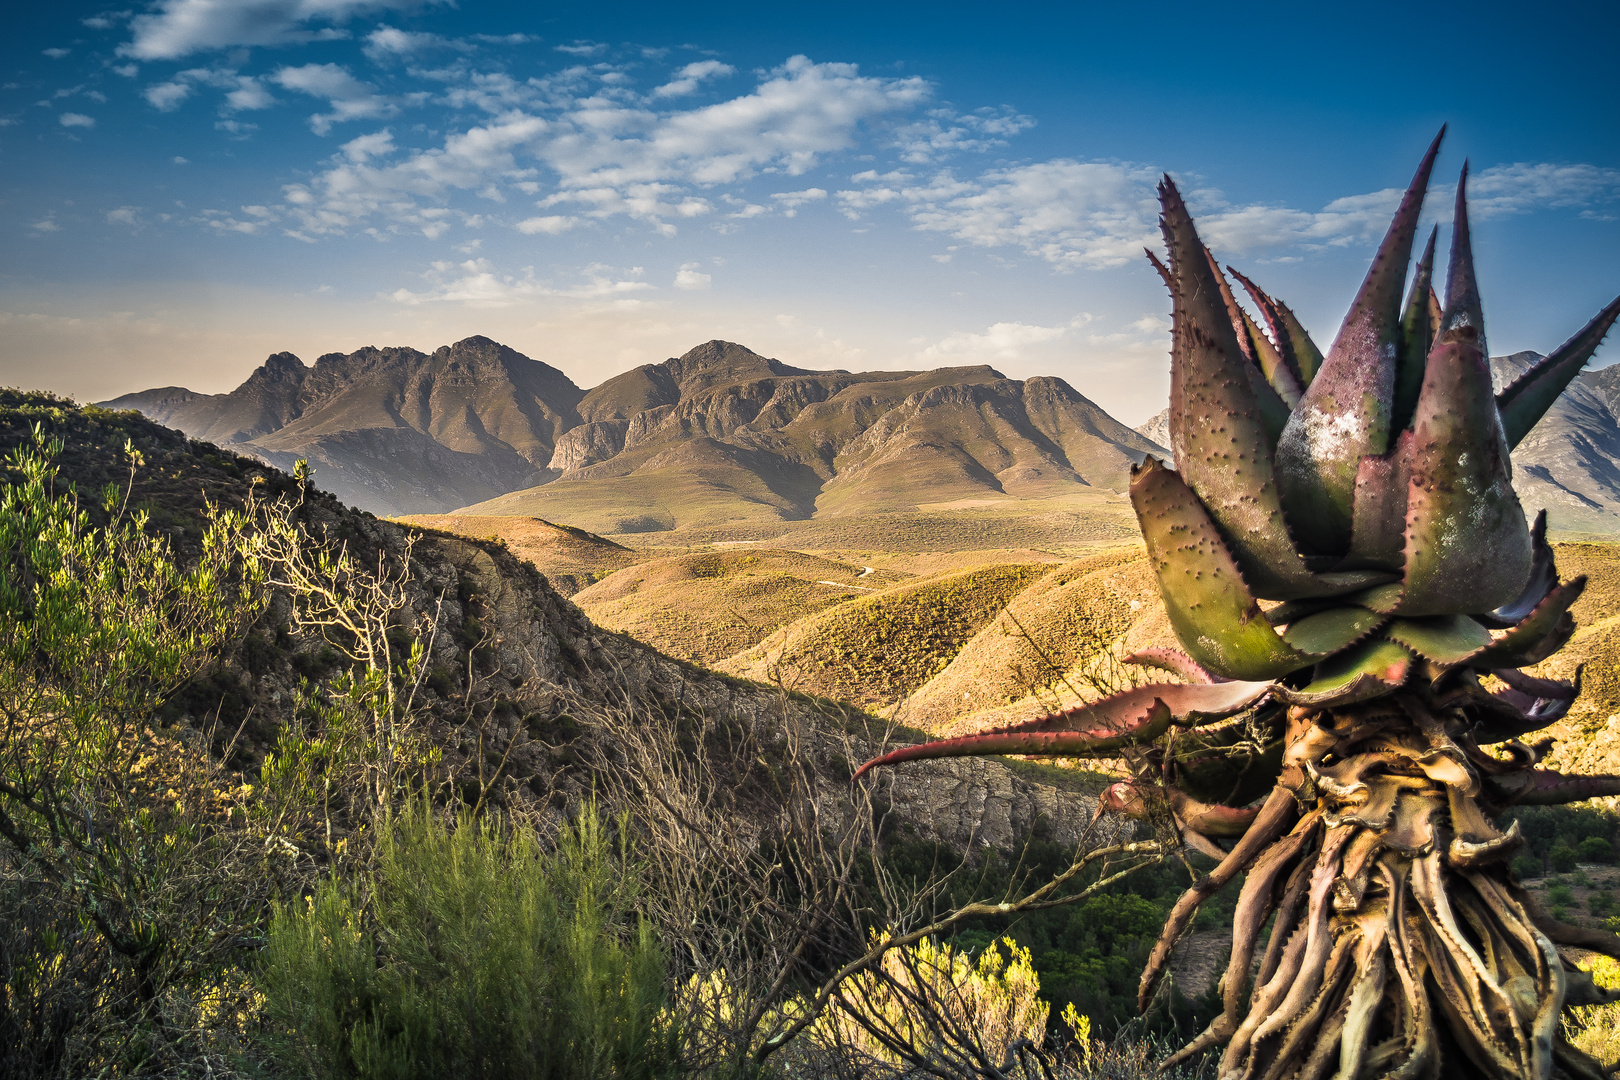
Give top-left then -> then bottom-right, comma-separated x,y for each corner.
570,550 -> 909,665
394,514 -> 641,597
714,563 -> 1050,710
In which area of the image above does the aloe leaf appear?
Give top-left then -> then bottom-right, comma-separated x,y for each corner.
1157,180 -> 1324,600
1240,289 -> 1304,409
1387,615 -> 1494,666
1481,511 -> 1556,628
1393,226 -> 1439,432
1343,430 -> 1413,572
849,681 -> 1274,779
1207,249 -> 1303,410
1400,337 -> 1532,616
1274,296 -> 1325,386
1496,293 -> 1620,450
1229,267 -> 1307,390
1471,576 -> 1587,669
1279,606 -> 1388,654
1145,247 -> 1172,289
1124,648 -> 1217,684
1277,638 -> 1416,707
1437,164 -> 1486,358
1275,128 -> 1444,552
1132,457 -> 1316,679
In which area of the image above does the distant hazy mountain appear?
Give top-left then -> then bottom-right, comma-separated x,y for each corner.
105,337 -> 1167,527
104,337 -> 583,515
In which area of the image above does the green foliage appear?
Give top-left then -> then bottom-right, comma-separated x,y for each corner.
0,428 -> 267,1075
259,800 -> 677,1080
1580,836 -> 1614,863
1552,842 -> 1581,874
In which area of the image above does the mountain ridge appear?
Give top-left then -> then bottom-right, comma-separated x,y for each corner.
105,337 -> 1167,525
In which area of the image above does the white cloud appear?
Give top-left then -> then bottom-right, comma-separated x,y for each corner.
651,60 -> 735,99
224,75 -> 276,110
29,215 -> 61,233
122,0 -> 444,60
516,215 -> 578,235
113,64 -> 140,77
1469,162 -> 1620,218
145,80 -> 193,110
43,48 -> 72,59
868,160 -> 1162,270
107,206 -> 140,225
341,128 -> 395,162
59,112 -> 97,128
919,317 -> 1090,363
770,187 -> 826,216
276,57 -> 929,238
388,258 -> 654,306
893,105 -> 1034,163
673,262 -> 711,289
554,41 -> 606,57
363,25 -> 469,61
273,62 -> 394,134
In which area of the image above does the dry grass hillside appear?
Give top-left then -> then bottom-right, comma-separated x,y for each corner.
399,507 -> 1620,780
715,563 -> 1051,710
393,514 -> 642,596
568,550 -> 908,664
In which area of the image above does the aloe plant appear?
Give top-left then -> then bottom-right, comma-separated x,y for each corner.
855,129 -> 1620,1079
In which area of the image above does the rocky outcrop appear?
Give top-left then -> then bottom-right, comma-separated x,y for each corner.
548,421 -> 628,473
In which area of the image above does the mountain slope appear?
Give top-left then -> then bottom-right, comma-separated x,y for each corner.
104,336 -> 585,516
464,341 -> 1168,532
1496,353 -> 1620,536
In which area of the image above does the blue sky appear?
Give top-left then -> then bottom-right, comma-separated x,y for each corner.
3,0 -> 1618,423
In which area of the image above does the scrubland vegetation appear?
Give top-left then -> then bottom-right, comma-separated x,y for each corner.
11,392 -> 1620,1078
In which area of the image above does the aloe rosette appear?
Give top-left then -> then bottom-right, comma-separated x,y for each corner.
854,128 -> 1620,1079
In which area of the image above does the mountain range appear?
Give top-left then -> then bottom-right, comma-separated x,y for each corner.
105,337 -> 1166,527
104,335 -> 1620,536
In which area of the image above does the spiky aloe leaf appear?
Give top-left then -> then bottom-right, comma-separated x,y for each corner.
1437,165 -> 1486,357
1399,333 -> 1531,615
1274,129 -> 1443,552
1158,180 -> 1326,600
1206,249 -> 1304,409
1342,430 -> 1413,572
1274,295 -> 1325,386
1124,648 -> 1217,683
1496,293 -> 1620,450
1393,226 -> 1439,432
1280,606 -> 1388,654
1481,511 -> 1556,628
1228,267 -> 1308,391
1132,458 -> 1387,679
848,681 -> 1274,780
1471,576 -> 1587,669
1277,637 -> 1416,707
1387,615 -> 1494,666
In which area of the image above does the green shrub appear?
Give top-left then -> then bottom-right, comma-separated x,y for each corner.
1581,837 -> 1615,864
1513,853 -> 1543,880
1552,842 -> 1581,873
1549,884 -> 1576,906
259,801 -> 677,1080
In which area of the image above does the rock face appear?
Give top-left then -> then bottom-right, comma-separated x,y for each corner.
105,337 -> 583,516
466,341 -> 1168,532
1495,353 -> 1620,535
107,337 -> 1166,528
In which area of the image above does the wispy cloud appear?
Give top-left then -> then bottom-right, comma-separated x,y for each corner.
673,261 -> 711,289
388,258 -> 655,305
272,62 -> 394,134
121,0 -> 447,60
58,112 -> 97,128
918,316 -> 1091,363
651,60 -> 735,99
